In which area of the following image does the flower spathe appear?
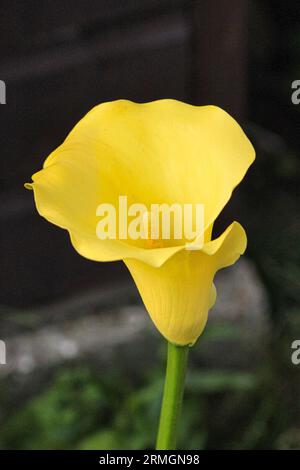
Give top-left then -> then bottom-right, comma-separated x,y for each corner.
26,99 -> 255,345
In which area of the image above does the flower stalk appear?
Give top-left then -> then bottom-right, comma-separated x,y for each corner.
156,342 -> 189,450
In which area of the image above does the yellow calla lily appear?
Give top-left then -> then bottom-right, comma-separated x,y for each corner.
26,99 -> 255,346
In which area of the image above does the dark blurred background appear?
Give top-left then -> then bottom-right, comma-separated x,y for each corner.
0,0 -> 300,450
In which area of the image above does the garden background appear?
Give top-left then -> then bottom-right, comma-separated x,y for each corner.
0,0 -> 300,450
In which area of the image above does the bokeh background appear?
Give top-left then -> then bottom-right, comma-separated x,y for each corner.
1,0 -> 300,450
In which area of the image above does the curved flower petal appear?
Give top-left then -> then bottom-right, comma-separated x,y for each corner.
26,100 -> 254,267
125,222 -> 246,345
209,283 -> 217,310
26,145 -> 183,266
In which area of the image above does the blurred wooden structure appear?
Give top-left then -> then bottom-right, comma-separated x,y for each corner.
0,0 -> 249,306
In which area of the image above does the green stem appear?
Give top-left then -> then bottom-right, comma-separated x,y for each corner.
156,341 -> 189,450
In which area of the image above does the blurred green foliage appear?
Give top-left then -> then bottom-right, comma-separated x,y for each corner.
1,318 -> 299,450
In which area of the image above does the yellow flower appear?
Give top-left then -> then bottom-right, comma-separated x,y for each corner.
26,99 -> 255,346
